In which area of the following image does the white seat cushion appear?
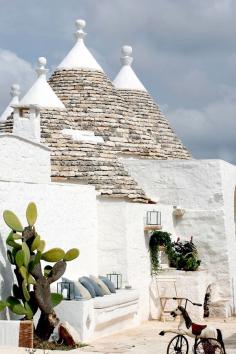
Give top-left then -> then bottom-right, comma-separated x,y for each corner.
93,289 -> 138,309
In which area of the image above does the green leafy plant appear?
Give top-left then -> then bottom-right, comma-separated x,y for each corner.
149,233 -> 201,275
0,202 -> 80,341
168,237 -> 201,271
149,231 -> 172,275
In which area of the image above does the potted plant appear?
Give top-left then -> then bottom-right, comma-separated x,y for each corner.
168,237 -> 201,271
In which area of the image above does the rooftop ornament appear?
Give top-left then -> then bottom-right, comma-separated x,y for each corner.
57,19 -> 103,72
36,56 -> 48,77
0,84 -> 20,122
113,45 -> 147,91
18,57 -> 65,109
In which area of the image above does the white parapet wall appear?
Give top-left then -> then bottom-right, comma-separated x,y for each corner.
0,134 -> 51,183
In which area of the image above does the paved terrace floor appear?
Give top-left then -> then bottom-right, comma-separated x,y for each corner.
80,317 -> 236,354
0,317 -> 235,353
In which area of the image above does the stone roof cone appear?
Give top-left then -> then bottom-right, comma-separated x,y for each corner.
49,19 -> 165,159
0,84 -> 20,122
19,57 -> 65,109
113,46 -> 191,160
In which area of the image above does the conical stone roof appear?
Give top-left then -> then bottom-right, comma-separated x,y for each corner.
113,46 -> 191,160
49,20 -> 165,159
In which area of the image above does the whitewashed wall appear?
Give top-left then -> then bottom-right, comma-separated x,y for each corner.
122,158 -> 236,316
0,180 -> 98,319
97,199 -> 208,321
219,161 -> 236,314
0,134 -> 51,183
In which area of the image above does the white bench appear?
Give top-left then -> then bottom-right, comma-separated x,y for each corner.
56,289 -> 140,341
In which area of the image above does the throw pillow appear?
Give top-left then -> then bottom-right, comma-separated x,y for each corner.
79,277 -> 96,298
90,275 -> 111,295
76,281 -> 92,300
84,276 -> 104,297
99,276 -> 116,293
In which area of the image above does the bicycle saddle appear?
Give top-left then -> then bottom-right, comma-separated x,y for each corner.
191,323 -> 207,336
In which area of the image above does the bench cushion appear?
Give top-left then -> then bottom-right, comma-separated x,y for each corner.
93,290 -> 138,309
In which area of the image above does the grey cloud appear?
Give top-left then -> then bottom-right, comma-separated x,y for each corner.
0,49 -> 34,112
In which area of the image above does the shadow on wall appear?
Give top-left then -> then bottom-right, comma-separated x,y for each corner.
0,233 -> 14,319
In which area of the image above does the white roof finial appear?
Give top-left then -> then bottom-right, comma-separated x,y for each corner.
18,57 -> 65,109
36,57 -> 48,77
57,19 -> 103,72
75,19 -> 87,40
0,84 -> 21,122
121,45 -> 133,66
113,45 -> 147,91
10,84 -> 20,99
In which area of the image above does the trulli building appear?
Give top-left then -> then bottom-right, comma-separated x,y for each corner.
0,19 -> 235,337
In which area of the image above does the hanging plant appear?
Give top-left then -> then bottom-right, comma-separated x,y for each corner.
149,231 -> 172,275
149,233 -> 201,275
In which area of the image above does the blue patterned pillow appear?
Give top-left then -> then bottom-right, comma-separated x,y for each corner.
99,276 -> 116,293
79,277 -> 96,298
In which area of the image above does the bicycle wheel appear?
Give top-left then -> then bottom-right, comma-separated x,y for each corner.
167,335 -> 189,354
194,338 -> 224,354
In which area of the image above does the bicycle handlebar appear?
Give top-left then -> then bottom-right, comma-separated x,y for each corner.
172,297 -> 202,307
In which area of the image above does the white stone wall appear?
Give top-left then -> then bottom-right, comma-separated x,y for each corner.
122,159 -> 224,209
122,158 -> 236,316
0,134 -> 51,183
0,180 -> 98,319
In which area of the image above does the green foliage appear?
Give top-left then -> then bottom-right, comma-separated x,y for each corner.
26,202 -> 37,226
168,239 -> 201,271
41,248 -> 65,262
0,202 -> 80,332
15,250 -> 24,268
149,231 -> 172,275
31,234 -> 41,252
149,232 -> 201,275
64,248 -> 80,261
3,211 -> 23,232
51,293 -> 63,307
22,242 -> 30,267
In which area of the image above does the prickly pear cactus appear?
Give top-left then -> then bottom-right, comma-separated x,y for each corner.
1,202 -> 80,341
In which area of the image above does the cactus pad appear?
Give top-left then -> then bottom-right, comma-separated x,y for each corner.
41,248 -> 65,262
15,250 -> 24,268
3,210 -> 23,232
26,202 -> 37,226
64,248 -> 80,261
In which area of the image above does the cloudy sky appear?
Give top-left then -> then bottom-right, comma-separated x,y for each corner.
0,0 -> 235,163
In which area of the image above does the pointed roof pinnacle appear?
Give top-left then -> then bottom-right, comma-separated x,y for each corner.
121,45 -> 133,66
36,56 -> 48,77
57,19 -> 103,72
0,84 -> 21,122
113,45 -> 147,92
75,19 -> 87,40
19,57 -> 65,110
